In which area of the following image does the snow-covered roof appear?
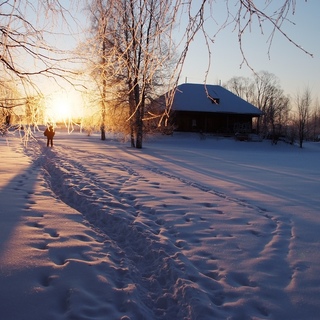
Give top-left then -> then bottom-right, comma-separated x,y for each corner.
172,83 -> 262,115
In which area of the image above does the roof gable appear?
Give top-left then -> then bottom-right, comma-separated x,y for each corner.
172,83 -> 262,115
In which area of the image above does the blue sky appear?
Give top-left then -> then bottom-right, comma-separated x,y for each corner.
179,1 -> 320,99
40,1 -> 319,105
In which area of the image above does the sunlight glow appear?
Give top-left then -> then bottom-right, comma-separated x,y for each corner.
53,97 -> 72,120
46,90 -> 83,123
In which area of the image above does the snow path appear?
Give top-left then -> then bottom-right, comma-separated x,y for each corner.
1,132 -> 319,319
29,140 -> 222,319
1,140 -> 139,319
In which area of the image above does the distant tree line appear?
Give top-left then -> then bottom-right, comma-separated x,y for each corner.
224,71 -> 319,148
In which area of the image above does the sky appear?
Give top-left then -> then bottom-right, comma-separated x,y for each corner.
17,0 -> 319,122
69,0 -> 319,101
179,1 -> 320,99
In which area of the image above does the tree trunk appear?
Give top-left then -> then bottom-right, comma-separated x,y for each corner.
100,102 -> 106,141
101,125 -> 106,141
130,125 -> 135,147
135,92 -> 145,149
135,105 -> 143,149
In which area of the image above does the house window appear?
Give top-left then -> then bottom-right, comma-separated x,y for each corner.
208,96 -> 220,104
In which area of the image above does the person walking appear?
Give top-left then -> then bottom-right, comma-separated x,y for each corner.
44,125 -> 55,147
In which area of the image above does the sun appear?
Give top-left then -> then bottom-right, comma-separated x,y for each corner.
48,94 -> 73,122
46,90 -> 82,123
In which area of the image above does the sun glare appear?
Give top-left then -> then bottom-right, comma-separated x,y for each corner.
46,90 -> 83,123
53,97 -> 72,120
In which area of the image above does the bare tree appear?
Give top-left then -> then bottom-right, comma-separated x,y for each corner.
85,0 -> 177,148
1,2 -> 81,86
252,71 -> 291,138
224,76 -> 255,104
24,95 -> 45,127
310,99 -> 320,141
84,0 -> 129,140
226,71 -> 290,139
268,94 -> 290,143
296,88 -> 312,148
0,78 -> 25,134
0,0 -> 83,135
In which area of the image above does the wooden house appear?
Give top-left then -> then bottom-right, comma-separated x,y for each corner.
167,83 -> 262,134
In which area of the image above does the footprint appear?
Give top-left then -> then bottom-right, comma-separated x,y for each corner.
72,234 -> 93,242
293,261 -> 310,272
34,222 -> 44,229
227,271 -> 256,288
33,242 -> 49,250
211,291 -> 225,306
175,240 -> 184,248
40,274 -> 57,287
164,190 -> 178,194
27,200 -> 37,205
255,303 -> 270,317
203,202 -> 215,208
26,221 -> 44,229
204,271 -> 220,281
249,229 -> 261,237
45,228 -> 60,238
155,219 -> 165,226
51,255 -> 68,266
212,209 -> 224,215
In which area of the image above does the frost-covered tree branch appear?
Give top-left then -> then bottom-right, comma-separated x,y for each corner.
0,0 -> 82,96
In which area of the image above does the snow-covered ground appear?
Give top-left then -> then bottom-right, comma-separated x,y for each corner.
0,130 -> 319,320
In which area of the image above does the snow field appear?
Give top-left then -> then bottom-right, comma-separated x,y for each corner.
0,131 -> 319,319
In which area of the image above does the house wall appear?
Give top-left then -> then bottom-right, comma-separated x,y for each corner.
172,111 -> 254,134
